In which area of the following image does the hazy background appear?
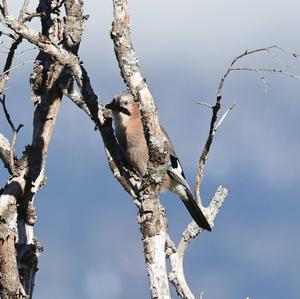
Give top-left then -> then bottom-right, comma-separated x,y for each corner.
1,1 -> 300,298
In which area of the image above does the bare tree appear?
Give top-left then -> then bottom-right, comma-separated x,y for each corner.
0,1 -> 299,298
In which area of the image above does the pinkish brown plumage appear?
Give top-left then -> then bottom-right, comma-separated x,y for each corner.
106,91 -> 211,231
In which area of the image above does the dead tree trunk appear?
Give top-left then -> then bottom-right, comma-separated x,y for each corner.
1,1 -> 297,298
0,0 -> 228,298
0,0 -> 85,297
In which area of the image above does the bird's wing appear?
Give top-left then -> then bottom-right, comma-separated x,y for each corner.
161,127 -> 211,231
167,154 -> 191,190
161,126 -> 191,190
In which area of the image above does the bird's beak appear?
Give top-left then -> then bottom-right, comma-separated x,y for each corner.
105,98 -> 131,116
105,99 -> 118,111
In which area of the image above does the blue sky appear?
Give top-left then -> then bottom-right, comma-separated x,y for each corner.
1,0 -> 300,298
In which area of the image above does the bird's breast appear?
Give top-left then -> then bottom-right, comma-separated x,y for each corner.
125,129 -> 148,176
115,122 -> 149,176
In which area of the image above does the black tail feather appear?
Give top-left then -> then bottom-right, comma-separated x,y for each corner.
182,190 -> 212,231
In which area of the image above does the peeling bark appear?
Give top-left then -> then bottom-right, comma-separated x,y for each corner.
0,1 -> 232,298
0,0 -> 81,297
0,134 -> 11,172
168,186 -> 228,298
111,1 -> 171,298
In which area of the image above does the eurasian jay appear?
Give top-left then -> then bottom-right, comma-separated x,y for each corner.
106,91 -> 211,231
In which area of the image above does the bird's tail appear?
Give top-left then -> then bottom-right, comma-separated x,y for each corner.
182,189 -> 212,231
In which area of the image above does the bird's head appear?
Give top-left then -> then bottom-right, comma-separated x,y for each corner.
106,91 -> 141,126
106,91 -> 139,116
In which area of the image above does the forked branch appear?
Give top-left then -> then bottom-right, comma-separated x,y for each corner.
195,45 -> 300,203
218,45 -> 300,96
169,44 -> 300,298
112,1 -> 171,298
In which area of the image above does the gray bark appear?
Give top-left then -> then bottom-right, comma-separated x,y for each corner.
0,1 -> 230,298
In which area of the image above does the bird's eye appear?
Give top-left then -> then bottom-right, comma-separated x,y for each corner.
124,101 -> 128,106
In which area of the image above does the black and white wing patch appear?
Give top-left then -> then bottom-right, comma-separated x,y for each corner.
168,155 -> 191,191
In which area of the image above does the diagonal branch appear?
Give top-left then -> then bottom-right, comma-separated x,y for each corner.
194,97 -> 234,204
1,0 -> 8,16
194,95 -> 221,202
0,13 -> 81,72
0,36 -> 23,95
195,44 -> 300,203
168,186 -> 228,299
18,0 -> 30,22
111,0 -> 168,182
0,1 -> 68,298
171,98 -> 233,298
230,67 -> 300,80
0,0 -> 140,208
217,45 -> 300,97
23,0 -> 66,22
172,44 -> 300,298
64,85 -> 141,201
0,31 -> 16,39
111,1 -> 170,298
0,95 -> 23,174
0,132 -> 11,172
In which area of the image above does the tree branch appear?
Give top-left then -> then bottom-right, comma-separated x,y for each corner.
0,36 -> 23,95
172,44 -> 300,297
23,0 -> 66,23
0,31 -> 16,39
194,44 -> 300,203
168,186 -> 228,298
1,0 -> 8,16
19,0 -> 30,22
111,1 -> 168,182
0,95 -> 24,175
230,67 -> 300,80
0,132 -> 11,172
194,95 -> 221,202
0,1 -> 69,297
8,0 -> 141,210
111,1 -> 170,298
217,45 -> 300,96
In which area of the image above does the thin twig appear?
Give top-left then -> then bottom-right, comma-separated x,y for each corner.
168,187 -> 228,298
18,0 -> 30,22
15,46 -> 36,55
230,67 -> 300,80
23,0 -> 66,22
267,48 -> 289,70
0,133 -> 12,173
197,101 -> 213,109
1,59 -> 36,76
2,0 -> 8,16
215,102 -> 236,130
0,95 -> 23,174
0,31 -> 16,39
255,69 -> 269,93
194,95 -> 221,202
217,45 -> 300,97
0,42 -> 12,50
0,46 -> 36,55
195,45 -> 300,201
0,36 -> 24,96
1,37 -> 23,75
0,95 -> 15,131
62,86 -> 91,117
276,46 -> 300,58
217,46 -> 275,97
23,12 -> 46,22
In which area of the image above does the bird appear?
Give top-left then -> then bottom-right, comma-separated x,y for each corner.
106,91 -> 211,231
